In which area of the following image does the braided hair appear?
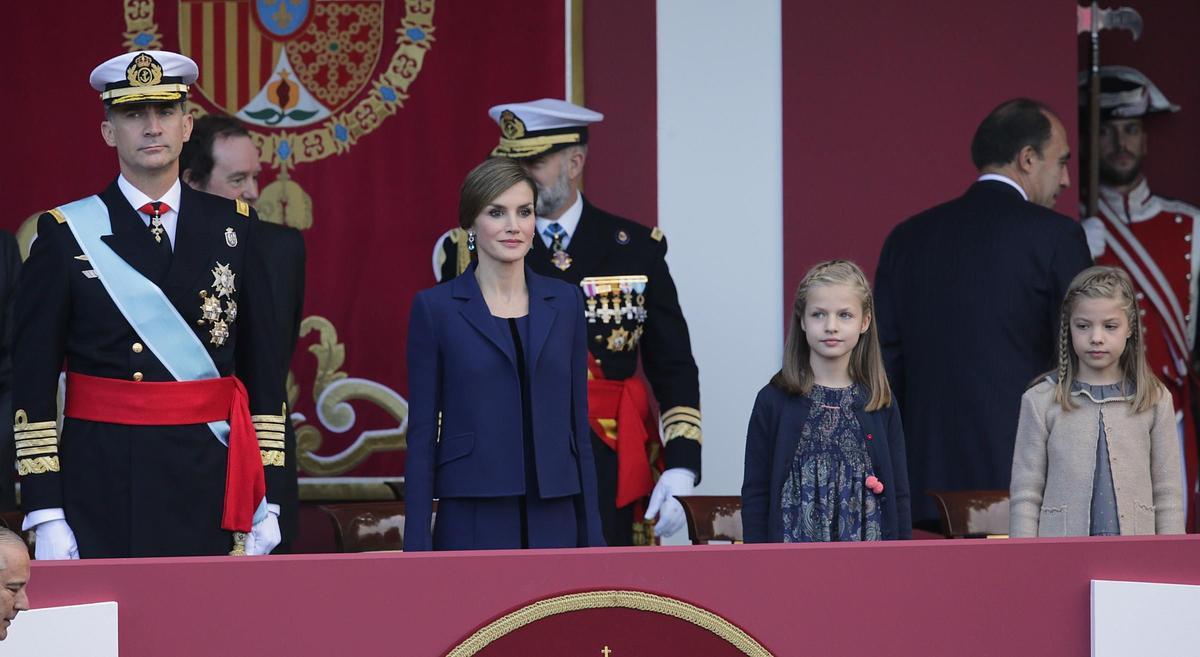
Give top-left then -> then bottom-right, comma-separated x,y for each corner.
1052,266 -> 1163,412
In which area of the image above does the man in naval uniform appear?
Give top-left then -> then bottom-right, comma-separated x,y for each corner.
181,114 -> 305,550
434,99 -> 701,546
13,51 -> 289,559
1080,66 -> 1199,518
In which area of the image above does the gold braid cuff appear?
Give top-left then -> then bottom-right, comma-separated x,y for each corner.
662,406 -> 702,444
261,450 -> 285,467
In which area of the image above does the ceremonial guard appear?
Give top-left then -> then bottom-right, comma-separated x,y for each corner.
434,100 -> 701,545
1080,66 -> 1200,514
13,51 -> 288,558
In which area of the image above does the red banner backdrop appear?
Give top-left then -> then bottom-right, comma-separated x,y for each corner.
2,0 -> 565,480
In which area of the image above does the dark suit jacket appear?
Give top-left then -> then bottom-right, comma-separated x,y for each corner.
403,263 -> 604,550
874,180 -> 1092,522
0,231 -> 19,511
741,382 -> 912,542
246,220 -> 306,543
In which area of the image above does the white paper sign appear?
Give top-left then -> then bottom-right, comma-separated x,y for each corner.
2,601 -> 118,656
1092,579 -> 1200,656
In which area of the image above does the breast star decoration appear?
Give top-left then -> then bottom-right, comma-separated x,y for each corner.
197,263 -> 239,347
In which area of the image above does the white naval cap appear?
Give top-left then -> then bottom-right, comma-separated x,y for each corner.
487,98 -> 604,159
1078,65 -> 1180,120
90,50 -> 199,106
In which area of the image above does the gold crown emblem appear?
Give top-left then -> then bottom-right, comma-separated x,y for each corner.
126,53 -> 164,88
500,110 -> 526,140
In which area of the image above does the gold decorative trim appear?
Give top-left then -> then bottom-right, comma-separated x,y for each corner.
446,590 -> 773,657
449,227 -> 471,277
570,0 -> 585,107
48,209 -> 67,225
257,439 -> 286,450
14,413 -> 56,432
15,437 -> 58,448
17,456 -> 60,475
16,446 -> 58,457
661,406 -> 701,425
125,1 -> 434,174
651,226 -> 664,242
100,83 -> 188,101
251,415 -> 287,424
14,429 -> 59,440
294,316 -> 408,476
491,132 -> 581,158
235,198 -> 250,217
664,422 -> 702,444
261,450 -> 285,467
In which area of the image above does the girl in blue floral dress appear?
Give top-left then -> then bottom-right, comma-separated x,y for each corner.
742,260 -> 911,542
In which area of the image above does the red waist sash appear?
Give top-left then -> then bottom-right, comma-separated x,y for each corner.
64,372 -> 265,533
587,355 -> 659,507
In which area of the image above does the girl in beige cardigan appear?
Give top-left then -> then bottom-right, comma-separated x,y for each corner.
1010,267 -> 1184,537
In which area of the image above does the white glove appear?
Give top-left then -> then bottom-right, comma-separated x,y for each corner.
644,468 -> 696,538
244,507 -> 281,556
34,518 -> 79,560
1081,216 -> 1107,259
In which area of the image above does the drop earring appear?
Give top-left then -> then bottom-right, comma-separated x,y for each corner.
467,231 -> 476,252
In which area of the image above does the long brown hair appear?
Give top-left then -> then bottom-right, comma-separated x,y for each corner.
1052,266 -> 1164,412
772,259 -> 892,411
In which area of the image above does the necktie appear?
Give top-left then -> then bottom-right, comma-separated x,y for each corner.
545,222 -> 566,252
138,202 -> 171,244
544,222 -> 572,271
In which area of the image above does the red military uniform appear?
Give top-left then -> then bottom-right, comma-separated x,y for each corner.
1087,178 -> 1200,512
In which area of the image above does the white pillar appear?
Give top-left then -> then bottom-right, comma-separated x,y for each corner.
656,0 -> 783,502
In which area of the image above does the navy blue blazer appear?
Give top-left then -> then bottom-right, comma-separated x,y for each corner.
741,382 -> 912,542
403,264 -> 604,550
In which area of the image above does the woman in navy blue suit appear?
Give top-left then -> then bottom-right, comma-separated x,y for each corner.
404,158 -> 605,550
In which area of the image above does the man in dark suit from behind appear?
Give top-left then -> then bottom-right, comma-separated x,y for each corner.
0,233 -> 19,511
181,115 -> 306,549
874,99 -> 1093,526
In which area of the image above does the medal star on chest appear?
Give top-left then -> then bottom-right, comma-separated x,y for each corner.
211,263 -> 236,298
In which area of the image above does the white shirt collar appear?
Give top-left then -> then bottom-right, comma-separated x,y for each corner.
977,173 -> 1029,202
536,191 -> 584,248
117,174 -> 182,247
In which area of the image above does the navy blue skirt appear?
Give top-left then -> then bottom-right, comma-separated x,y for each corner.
432,494 -> 579,550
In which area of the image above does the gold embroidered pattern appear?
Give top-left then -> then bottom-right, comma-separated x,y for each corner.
258,440 -> 286,450
17,456 -> 60,475
15,411 -> 60,468
445,590 -> 773,657
261,450 -> 286,467
662,406 -> 702,445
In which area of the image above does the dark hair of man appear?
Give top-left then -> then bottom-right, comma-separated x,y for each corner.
457,157 -> 539,230
970,98 -> 1056,171
180,114 -> 252,188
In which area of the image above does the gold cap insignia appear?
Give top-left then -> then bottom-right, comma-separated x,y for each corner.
500,110 -> 527,140
126,53 -> 164,88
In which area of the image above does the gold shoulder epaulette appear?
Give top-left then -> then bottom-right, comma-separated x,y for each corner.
450,227 -> 471,275
48,208 -> 67,224
650,226 -> 664,242
235,198 -> 250,217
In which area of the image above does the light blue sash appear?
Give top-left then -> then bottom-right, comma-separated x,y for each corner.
58,196 -> 231,445
59,196 -> 267,523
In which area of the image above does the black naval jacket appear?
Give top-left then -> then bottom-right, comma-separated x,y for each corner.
438,198 -> 702,483
246,219 -> 306,544
13,180 -> 289,557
